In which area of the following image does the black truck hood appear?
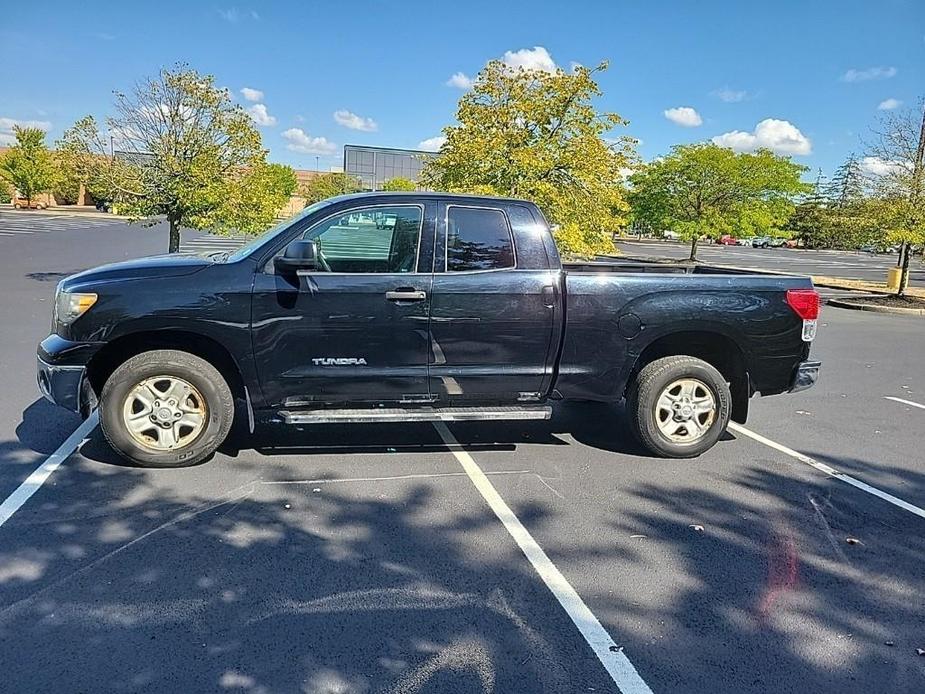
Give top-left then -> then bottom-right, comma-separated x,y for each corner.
62,253 -> 211,289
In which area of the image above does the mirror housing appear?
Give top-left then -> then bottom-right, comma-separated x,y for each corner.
275,239 -> 318,274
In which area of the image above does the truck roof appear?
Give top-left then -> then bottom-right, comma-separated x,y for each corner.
327,191 -> 536,206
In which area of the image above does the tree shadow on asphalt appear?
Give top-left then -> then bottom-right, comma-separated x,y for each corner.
2,405 -> 622,693
4,400 -> 925,693
604,462 -> 925,694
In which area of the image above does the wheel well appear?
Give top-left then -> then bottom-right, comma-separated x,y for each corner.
628,331 -> 750,423
85,331 -> 246,404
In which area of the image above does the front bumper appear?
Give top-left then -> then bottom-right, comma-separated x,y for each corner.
36,334 -> 103,413
37,355 -> 86,412
789,360 -> 821,393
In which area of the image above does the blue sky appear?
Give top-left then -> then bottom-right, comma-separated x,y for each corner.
2,0 -> 922,178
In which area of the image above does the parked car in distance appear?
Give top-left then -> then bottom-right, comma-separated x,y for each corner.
752,236 -> 787,249
13,197 -> 47,210
859,243 -> 900,254
737,236 -> 755,246
662,230 -> 681,241
717,234 -> 738,245
37,192 -> 821,467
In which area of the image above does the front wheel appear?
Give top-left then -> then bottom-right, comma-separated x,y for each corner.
627,356 -> 731,458
100,350 -> 234,467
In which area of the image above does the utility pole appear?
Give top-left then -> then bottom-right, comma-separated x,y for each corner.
897,101 -> 925,296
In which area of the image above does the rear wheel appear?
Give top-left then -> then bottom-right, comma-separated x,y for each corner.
627,356 -> 731,458
100,350 -> 233,467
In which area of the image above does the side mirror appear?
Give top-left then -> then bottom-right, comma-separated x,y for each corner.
275,239 -> 318,274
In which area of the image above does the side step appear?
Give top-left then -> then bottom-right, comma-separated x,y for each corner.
278,405 -> 552,425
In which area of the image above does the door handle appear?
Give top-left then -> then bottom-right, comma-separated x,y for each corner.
542,285 -> 557,308
386,290 -> 427,301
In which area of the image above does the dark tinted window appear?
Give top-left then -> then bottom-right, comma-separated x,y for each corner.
446,206 -> 514,272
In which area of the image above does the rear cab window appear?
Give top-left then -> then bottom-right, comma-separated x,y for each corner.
445,206 -> 515,272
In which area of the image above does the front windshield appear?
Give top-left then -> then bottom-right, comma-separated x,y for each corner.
225,199 -> 336,263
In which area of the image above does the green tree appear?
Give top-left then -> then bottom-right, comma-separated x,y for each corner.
213,162 -> 298,234
58,66 -> 268,252
381,177 -> 417,191
421,60 -> 635,256
0,126 -> 56,206
864,102 -> 925,295
629,144 -> 809,260
302,172 -> 362,205
788,169 -> 829,248
825,155 -> 866,207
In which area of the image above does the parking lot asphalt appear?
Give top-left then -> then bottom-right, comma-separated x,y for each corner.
1,212 -> 924,693
615,239 -> 925,289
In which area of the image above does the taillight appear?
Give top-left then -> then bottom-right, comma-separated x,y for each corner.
786,289 -> 820,320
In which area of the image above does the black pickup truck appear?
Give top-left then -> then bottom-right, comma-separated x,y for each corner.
37,192 -> 820,467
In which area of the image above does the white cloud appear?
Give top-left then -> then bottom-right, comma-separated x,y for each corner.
447,46 -> 560,90
417,136 -> 446,152
663,107 -> 703,127
501,46 -> 557,73
712,87 -> 749,103
858,156 -> 904,177
877,98 -> 902,110
218,8 -> 260,22
247,103 -> 276,127
240,87 -> 263,102
333,109 -> 377,132
0,117 -> 52,145
217,8 -> 240,22
446,72 -> 474,89
282,128 -> 337,155
712,118 -> 812,155
841,66 -> 897,82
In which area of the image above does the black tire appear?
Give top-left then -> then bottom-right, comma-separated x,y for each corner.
99,350 -> 234,467
627,355 -> 731,458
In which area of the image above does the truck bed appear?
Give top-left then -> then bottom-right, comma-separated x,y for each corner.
556,257 -> 814,402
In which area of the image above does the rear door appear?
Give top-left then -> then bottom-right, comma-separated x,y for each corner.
428,201 -> 560,403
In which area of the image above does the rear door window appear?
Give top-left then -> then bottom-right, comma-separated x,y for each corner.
446,206 -> 515,272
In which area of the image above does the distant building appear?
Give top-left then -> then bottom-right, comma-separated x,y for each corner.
343,144 -> 435,191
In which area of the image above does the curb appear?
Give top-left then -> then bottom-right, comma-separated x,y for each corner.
827,298 -> 925,316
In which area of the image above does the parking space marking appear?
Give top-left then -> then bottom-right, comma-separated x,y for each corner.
884,396 -> 925,411
433,422 -> 653,694
0,411 -> 99,529
728,422 -> 925,520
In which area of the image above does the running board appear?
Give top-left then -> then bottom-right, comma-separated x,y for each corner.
278,405 -> 552,425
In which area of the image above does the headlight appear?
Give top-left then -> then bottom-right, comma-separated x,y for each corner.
55,291 -> 98,325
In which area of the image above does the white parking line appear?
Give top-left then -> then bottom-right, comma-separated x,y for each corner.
0,411 -> 99,529
433,422 -> 653,694
728,422 -> 925,520
884,396 -> 925,411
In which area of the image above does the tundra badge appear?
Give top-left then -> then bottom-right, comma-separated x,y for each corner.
311,358 -> 369,366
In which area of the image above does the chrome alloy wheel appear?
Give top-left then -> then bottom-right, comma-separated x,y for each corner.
654,378 -> 717,444
121,376 -> 207,450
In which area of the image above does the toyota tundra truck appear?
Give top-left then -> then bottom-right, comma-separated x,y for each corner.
37,192 -> 821,467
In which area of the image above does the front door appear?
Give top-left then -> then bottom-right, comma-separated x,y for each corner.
251,202 -> 435,408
